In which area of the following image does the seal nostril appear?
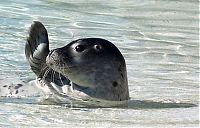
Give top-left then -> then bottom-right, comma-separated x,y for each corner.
49,50 -> 54,56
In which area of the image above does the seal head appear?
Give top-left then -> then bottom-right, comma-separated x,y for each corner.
46,38 -> 129,101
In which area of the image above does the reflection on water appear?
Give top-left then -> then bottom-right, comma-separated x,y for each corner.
127,100 -> 197,109
0,97 -> 197,109
0,0 -> 199,127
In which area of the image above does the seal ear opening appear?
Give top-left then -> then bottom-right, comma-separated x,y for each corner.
112,81 -> 118,87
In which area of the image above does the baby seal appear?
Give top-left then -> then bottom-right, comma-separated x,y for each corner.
25,21 -> 129,104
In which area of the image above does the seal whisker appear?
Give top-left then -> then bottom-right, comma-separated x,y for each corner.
52,70 -> 56,83
58,60 -> 65,86
50,69 -> 54,82
37,66 -> 49,78
42,67 -> 51,80
61,58 -> 65,73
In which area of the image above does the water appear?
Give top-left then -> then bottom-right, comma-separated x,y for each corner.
0,0 -> 199,127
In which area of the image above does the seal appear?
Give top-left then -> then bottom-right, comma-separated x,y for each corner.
25,21 -> 129,104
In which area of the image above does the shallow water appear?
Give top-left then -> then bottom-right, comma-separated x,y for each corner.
0,0 -> 199,127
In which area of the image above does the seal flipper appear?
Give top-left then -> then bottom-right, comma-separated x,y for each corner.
25,21 -> 50,77
25,21 -> 70,86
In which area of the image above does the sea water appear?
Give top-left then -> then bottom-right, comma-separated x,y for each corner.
0,0 -> 199,127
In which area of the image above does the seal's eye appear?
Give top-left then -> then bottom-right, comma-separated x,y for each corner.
75,45 -> 85,52
94,45 -> 102,51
